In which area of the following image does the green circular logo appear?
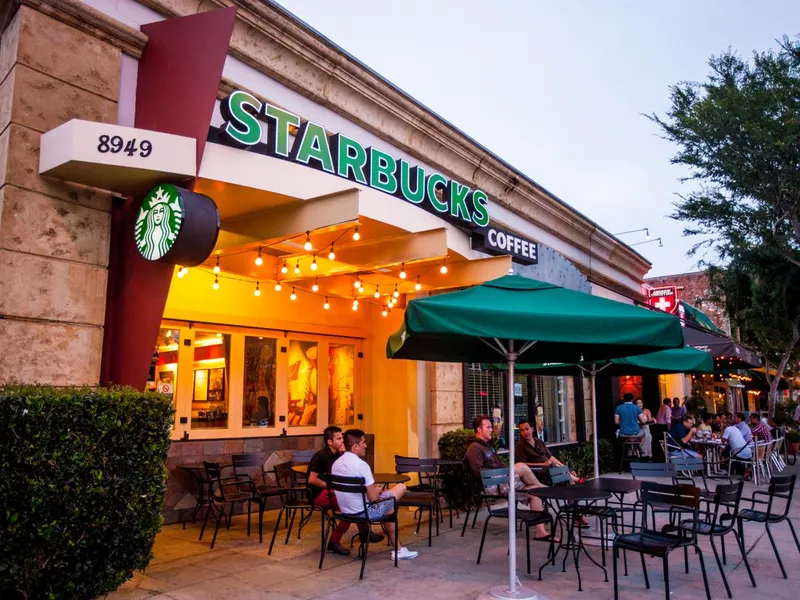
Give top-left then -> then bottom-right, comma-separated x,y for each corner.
134,184 -> 185,261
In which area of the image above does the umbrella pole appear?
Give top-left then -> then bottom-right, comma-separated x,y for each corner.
590,366 -> 600,479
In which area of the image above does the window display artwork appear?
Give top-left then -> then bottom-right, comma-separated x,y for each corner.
328,344 -> 355,426
193,369 -> 208,401
191,332 -> 230,429
287,340 -> 318,427
243,336 -> 276,428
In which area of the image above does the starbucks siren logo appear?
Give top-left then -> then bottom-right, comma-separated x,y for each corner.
135,184 -> 185,260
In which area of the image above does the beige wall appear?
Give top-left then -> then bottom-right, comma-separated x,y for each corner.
429,362 -> 464,452
0,6 -> 118,385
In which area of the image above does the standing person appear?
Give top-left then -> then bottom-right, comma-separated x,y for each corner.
671,397 -> 687,424
750,412 -> 772,442
656,398 -> 672,425
615,393 -> 646,440
306,426 -> 383,555
465,415 -> 553,540
734,412 -> 753,444
636,398 -> 654,458
331,429 -> 418,560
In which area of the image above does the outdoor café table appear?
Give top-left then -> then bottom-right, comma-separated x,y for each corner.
291,463 -> 309,476
526,484 -> 612,592
689,438 -> 726,475
177,461 -> 232,530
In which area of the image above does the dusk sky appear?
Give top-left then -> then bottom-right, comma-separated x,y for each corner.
276,0 -> 800,277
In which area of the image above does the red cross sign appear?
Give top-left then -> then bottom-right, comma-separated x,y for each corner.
648,286 -> 678,313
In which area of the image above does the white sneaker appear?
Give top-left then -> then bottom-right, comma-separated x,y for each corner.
390,546 -> 419,560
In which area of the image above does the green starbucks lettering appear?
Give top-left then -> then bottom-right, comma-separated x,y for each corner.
135,184 -> 185,261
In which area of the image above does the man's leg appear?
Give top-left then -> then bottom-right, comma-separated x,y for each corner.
314,491 -> 351,549
514,464 -> 552,538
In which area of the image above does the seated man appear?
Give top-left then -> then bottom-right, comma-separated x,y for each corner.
331,429 -> 418,560
306,426 -> 382,556
749,412 -> 773,443
734,412 -> 753,444
615,393 -> 646,441
668,414 -> 701,458
465,415 -> 552,539
516,419 -> 580,484
722,417 -> 753,462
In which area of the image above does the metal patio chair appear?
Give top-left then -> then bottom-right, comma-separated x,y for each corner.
199,461 -> 261,549
394,456 -> 440,546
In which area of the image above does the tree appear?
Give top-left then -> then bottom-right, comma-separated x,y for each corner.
650,37 -> 800,415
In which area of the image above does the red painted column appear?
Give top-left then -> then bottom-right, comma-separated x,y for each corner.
100,8 -> 237,388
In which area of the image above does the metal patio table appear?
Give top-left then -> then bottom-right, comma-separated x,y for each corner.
177,461 -> 232,532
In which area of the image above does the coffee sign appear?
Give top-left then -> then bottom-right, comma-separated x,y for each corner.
471,225 -> 538,265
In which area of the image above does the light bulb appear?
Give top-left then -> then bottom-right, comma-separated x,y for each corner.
310,257 -> 318,271
324,297 -> 330,310
303,231 -> 312,251
354,277 -> 361,289
328,245 -> 336,261
399,263 -> 407,279
415,275 -> 421,291
213,256 -> 220,274
353,226 -> 360,241
382,307 -> 388,317
440,260 -> 448,274
294,260 -> 300,275
281,261 -> 288,274
352,303 -> 358,311
358,285 -> 364,294
374,286 -> 380,299
254,282 -> 261,297
312,278 -> 319,292
388,297 -> 394,307
352,298 -> 359,307
212,276 -> 219,290
393,284 -> 399,299
290,287 -> 297,301
255,248 -> 263,267
274,282 -> 282,292
176,266 -> 186,279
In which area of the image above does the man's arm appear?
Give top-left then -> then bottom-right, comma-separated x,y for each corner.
307,471 -> 326,489
681,428 -> 695,445
465,443 -> 483,477
638,413 -> 648,424
614,414 -> 620,425
365,482 -> 382,502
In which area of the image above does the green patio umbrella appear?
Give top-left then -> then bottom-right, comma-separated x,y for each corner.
387,275 -> 683,600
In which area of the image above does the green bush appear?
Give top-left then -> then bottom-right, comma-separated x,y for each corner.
786,429 -> 800,443
438,428 -> 475,461
554,439 -> 615,478
0,386 -> 173,599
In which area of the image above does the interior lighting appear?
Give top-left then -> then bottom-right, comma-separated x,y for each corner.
324,297 -> 330,310
415,275 -> 421,291
352,226 -> 360,241
328,244 -> 336,261
281,261 -> 288,274
213,256 -> 221,274
166,330 -> 172,337
254,282 -> 261,297
312,278 -> 319,292
374,285 -> 381,299
393,284 -> 400,298
255,248 -> 263,267
216,333 -> 222,338
303,231 -> 312,251
399,263 -> 407,279
294,260 -> 301,275
290,287 -> 297,301
212,275 -> 220,290
440,258 -> 448,274
310,256 -> 318,271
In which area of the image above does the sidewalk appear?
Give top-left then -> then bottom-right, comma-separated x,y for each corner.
109,465 -> 800,599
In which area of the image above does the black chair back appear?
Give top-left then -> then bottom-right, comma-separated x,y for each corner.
707,481 -> 743,532
548,465 -> 572,486
630,462 -> 675,480
232,452 -> 266,485
640,481 -> 700,542
766,474 -> 796,517
671,455 -> 705,487
327,474 -> 370,517
395,455 -> 438,474
204,461 -> 230,502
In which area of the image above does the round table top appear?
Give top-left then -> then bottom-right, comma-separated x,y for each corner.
375,473 -> 411,485
525,485 -> 611,502
690,438 -> 724,446
581,477 -> 640,495
178,461 -> 231,471
291,464 -> 309,474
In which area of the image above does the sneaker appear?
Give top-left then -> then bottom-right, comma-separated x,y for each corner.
327,542 -> 351,556
390,546 -> 419,560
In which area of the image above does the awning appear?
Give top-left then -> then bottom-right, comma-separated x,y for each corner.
682,326 -> 761,369
678,300 -> 725,335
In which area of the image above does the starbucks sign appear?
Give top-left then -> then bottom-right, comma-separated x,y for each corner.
133,184 -> 221,267
135,184 -> 184,260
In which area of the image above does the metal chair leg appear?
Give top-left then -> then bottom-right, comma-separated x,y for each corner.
226,502 -> 234,529
684,545 -> 689,573
612,545 -> 620,600
787,518 -> 800,554
526,523 -> 531,574
477,516 -> 491,564
710,537 -> 732,598
199,500 -> 212,541
210,504 -> 225,549
358,536 -> 370,580
696,545 -> 711,600
268,508 -> 284,555
461,506 -> 471,537
640,552 -> 650,588
732,529 -> 756,587
766,523 -> 787,578
721,532 -> 726,565
428,505 -> 433,546
246,501 -> 251,536
318,511 -> 331,570
662,554 -> 669,600
284,508 -> 297,545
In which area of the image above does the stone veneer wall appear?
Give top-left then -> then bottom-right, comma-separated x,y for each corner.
0,5 -> 118,385
164,434 -> 374,525
429,362 -> 464,453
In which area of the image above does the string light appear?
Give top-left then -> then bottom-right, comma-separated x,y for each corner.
358,283 -> 364,294
324,297 -> 330,310
440,258 -> 448,274
255,248 -> 263,267
354,276 -> 362,289
303,230 -> 312,251
388,297 -> 395,308
213,256 -> 220,274
312,278 -> 319,292
294,260 -> 301,275
415,275 -> 422,291
290,287 -> 297,301
374,285 -> 381,299
352,226 -> 360,241
382,306 -> 388,317
254,281 -> 261,297
352,297 -> 359,307
393,284 -> 400,298
310,256 -> 318,271
176,266 -> 187,279
212,275 -> 220,290
352,302 -> 358,311
281,261 -> 288,274
399,263 -> 407,279
328,244 -> 336,261
274,281 -> 282,292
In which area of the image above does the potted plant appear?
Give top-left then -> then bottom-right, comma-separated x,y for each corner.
786,429 -> 800,456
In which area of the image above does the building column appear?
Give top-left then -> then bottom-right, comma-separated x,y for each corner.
430,362 -> 465,455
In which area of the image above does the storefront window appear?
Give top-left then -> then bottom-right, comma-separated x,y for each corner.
192,332 -> 230,429
151,327 -> 179,404
243,336 -> 277,428
328,344 -> 355,426
287,340 -> 318,427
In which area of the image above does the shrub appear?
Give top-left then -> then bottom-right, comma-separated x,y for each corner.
553,439 -> 615,478
0,386 -> 173,599
437,428 -> 475,461
786,429 -> 800,443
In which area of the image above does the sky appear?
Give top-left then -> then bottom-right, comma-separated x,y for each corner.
274,0 -> 800,277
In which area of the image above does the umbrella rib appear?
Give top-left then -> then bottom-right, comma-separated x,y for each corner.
518,340 -> 537,358
480,337 -> 507,357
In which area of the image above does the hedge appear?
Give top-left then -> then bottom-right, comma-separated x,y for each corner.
0,386 -> 173,599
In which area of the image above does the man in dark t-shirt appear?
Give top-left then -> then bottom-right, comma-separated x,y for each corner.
516,420 -> 580,484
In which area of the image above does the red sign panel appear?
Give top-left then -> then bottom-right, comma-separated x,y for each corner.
648,286 -> 678,313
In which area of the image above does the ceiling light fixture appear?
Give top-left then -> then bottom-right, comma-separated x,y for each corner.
312,278 -> 319,292
303,230 -> 312,251
294,260 -> 301,275
440,258 -> 448,274
415,275 -> 421,291
328,244 -> 336,261
213,256 -> 220,274
255,248 -> 263,267
310,256 -> 318,271
352,226 -> 360,241
254,281 -> 261,297
399,263 -> 407,279
212,276 -> 220,290
290,287 -> 297,301
323,297 -> 330,310
281,260 -> 288,274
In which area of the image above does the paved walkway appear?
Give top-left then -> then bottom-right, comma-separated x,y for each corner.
108,466 -> 800,599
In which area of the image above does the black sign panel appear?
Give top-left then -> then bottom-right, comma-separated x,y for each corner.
471,225 -> 538,265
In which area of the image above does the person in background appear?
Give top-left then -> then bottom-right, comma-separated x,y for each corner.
696,415 -> 712,433
671,397 -> 687,423
669,414 -> 701,458
656,398 -> 672,425
465,415 -> 552,539
331,429 -> 418,560
636,398 -> 654,458
750,412 -> 772,443
793,403 -> 800,425
734,412 -> 753,444
516,420 -> 580,483
615,393 -> 646,441
711,414 -> 723,434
